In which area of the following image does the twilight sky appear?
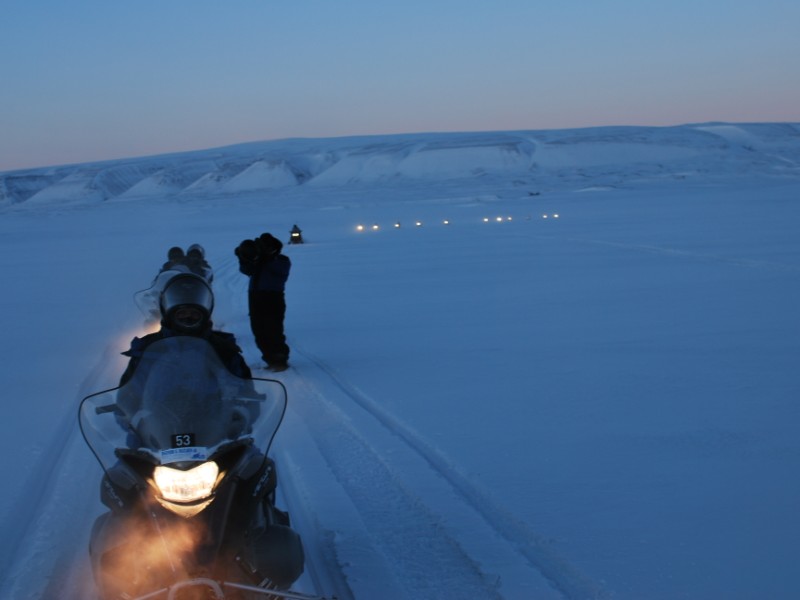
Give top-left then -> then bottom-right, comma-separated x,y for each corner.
2,0 -> 798,172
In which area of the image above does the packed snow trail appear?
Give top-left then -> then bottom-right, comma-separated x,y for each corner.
267,345 -> 608,600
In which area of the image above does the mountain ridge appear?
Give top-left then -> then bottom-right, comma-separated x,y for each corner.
2,122 -> 799,207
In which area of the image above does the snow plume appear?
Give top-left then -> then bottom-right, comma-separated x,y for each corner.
92,511 -> 206,595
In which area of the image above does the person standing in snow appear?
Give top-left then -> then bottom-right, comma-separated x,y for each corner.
235,233 -> 291,371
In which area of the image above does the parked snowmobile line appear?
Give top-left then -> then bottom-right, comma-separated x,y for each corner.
79,336 -> 332,600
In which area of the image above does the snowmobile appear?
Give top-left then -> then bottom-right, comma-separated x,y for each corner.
79,336 -> 322,600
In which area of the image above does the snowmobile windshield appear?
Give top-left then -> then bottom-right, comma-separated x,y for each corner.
79,336 -> 286,474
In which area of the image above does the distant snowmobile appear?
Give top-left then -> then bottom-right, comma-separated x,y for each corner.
79,336 -> 325,600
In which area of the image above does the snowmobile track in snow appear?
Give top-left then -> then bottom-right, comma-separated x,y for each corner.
283,344 -> 609,600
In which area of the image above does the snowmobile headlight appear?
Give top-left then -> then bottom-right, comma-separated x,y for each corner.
154,461 -> 219,503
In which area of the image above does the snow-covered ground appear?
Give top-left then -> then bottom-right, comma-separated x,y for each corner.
1,123 -> 799,599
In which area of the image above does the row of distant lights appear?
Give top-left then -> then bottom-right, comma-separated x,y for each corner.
356,214 -> 559,231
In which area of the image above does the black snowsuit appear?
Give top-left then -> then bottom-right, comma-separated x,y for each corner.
238,253 -> 291,368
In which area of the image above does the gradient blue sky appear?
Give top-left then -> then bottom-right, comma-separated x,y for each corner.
2,0 -> 798,172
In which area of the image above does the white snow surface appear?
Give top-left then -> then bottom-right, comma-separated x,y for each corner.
1,123 -> 800,599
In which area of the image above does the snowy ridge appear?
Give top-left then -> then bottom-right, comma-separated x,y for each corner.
2,123 -> 799,206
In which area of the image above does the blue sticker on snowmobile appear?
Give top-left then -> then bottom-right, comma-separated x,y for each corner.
160,446 -> 209,464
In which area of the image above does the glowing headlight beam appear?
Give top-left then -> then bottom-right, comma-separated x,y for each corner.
154,462 -> 219,503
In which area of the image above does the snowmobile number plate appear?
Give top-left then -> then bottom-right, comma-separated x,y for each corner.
171,433 -> 196,448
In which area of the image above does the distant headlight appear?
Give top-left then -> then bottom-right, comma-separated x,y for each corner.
154,462 -> 219,503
